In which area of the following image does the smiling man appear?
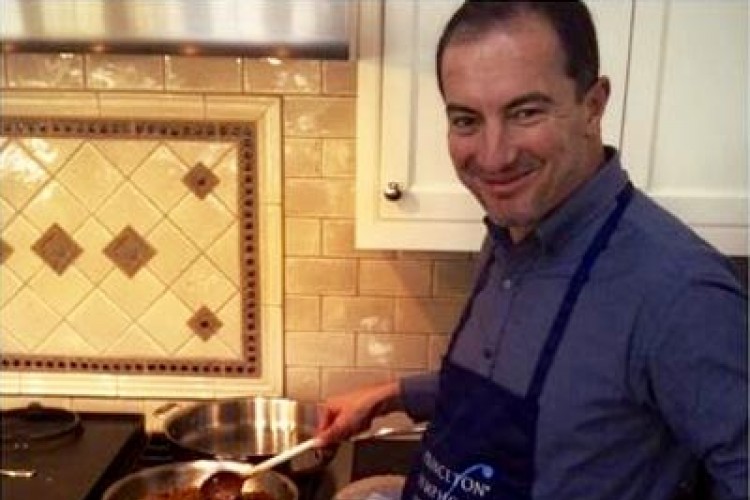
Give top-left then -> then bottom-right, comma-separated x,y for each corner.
316,2 -> 748,499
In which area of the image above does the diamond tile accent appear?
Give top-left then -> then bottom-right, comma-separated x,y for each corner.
183,162 -> 220,199
32,223 -> 83,275
103,226 -> 156,278
188,305 -> 224,340
0,238 -> 13,264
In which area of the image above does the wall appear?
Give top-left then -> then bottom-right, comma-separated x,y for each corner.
0,52 -> 475,419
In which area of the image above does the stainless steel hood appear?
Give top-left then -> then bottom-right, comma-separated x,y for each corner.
0,0 -> 357,59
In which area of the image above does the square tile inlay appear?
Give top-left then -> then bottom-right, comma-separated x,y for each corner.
104,225 -> 156,278
183,161 -> 220,199
31,223 -> 82,275
188,305 -> 224,340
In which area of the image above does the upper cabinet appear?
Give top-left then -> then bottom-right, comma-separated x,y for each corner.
356,0 -> 748,255
620,1 -> 748,255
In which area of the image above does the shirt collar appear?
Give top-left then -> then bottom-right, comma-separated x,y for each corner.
485,147 -> 630,254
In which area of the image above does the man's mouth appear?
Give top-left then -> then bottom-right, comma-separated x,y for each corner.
477,168 -> 537,197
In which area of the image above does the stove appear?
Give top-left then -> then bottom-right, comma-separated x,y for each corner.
0,411 -> 146,500
1,406 -> 420,500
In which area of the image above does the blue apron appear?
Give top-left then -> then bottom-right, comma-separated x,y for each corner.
401,183 -> 634,500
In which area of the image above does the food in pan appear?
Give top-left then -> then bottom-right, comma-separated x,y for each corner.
140,488 -> 277,500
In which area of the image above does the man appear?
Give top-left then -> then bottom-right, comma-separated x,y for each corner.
317,2 -> 748,499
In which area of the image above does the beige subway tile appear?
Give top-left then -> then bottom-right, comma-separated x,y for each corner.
321,296 -> 393,333
204,95 -> 280,121
321,368 -> 391,399
86,54 -> 164,90
428,334 -> 451,370
359,260 -> 432,297
70,397 -> 144,415
285,366 -> 321,403
322,219 -> 396,259
284,138 -> 322,178
395,298 -> 465,334
285,295 -> 320,331
284,178 -> 354,218
322,139 -> 355,177
98,92 -> 204,119
245,59 -> 321,94
433,259 -> 477,297
356,334 -> 427,369
1,90 -> 99,117
284,97 -> 355,138
6,53 -> 84,89
286,332 -> 354,367
323,61 -> 356,96
165,56 -> 241,92
285,218 -> 321,256
286,258 -> 357,295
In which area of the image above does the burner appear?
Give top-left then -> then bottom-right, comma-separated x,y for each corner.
2,403 -> 80,442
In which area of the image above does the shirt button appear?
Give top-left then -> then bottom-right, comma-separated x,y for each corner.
482,348 -> 493,360
502,278 -> 513,290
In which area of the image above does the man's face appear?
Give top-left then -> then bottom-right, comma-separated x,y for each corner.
441,14 -> 609,241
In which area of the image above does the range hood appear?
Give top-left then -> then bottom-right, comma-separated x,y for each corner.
0,0 -> 357,60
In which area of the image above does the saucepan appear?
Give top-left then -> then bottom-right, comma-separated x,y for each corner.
154,397 -> 334,475
102,459 -> 298,500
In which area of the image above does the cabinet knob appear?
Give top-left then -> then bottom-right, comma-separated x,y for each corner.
383,182 -> 403,201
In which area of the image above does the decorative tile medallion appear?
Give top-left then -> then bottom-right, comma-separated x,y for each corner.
104,226 -> 155,278
188,305 -> 224,340
0,239 -> 13,265
31,223 -> 82,275
183,161 -> 220,199
0,117 -> 260,377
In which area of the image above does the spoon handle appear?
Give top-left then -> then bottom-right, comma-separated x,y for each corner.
0,469 -> 36,478
251,437 -> 323,474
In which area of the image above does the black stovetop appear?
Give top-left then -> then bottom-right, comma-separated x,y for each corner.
0,412 -> 145,500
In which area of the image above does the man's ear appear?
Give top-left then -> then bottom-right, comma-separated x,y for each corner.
584,76 -> 610,135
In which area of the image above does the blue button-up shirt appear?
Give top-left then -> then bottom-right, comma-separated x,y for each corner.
401,149 -> 748,499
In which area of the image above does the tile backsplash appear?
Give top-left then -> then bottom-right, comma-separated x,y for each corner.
0,53 -> 474,418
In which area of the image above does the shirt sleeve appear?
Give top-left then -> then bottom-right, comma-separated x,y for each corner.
400,371 -> 440,422
646,276 -> 748,500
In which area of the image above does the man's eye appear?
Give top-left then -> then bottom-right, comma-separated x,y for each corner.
449,115 -> 477,133
509,107 -> 545,125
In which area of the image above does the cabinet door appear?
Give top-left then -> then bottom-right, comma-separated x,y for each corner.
356,0 -> 634,250
621,0 -> 747,255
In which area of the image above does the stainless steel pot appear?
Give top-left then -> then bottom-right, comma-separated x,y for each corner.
102,460 -> 298,500
156,397 -> 333,474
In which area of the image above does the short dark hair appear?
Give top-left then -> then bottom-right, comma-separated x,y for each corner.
436,0 -> 600,100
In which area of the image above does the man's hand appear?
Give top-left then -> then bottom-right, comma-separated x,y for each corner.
316,380 -> 403,446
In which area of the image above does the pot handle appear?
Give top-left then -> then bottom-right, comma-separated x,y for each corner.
351,422 -> 427,442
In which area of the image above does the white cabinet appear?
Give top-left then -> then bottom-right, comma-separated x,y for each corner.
356,0 -> 747,255
620,0 -> 748,255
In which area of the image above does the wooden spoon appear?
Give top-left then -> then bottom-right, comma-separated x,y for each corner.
199,437 -> 322,500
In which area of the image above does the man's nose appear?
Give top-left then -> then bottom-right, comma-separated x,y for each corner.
475,122 -> 515,169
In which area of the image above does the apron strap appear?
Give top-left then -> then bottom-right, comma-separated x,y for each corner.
527,182 -> 634,400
